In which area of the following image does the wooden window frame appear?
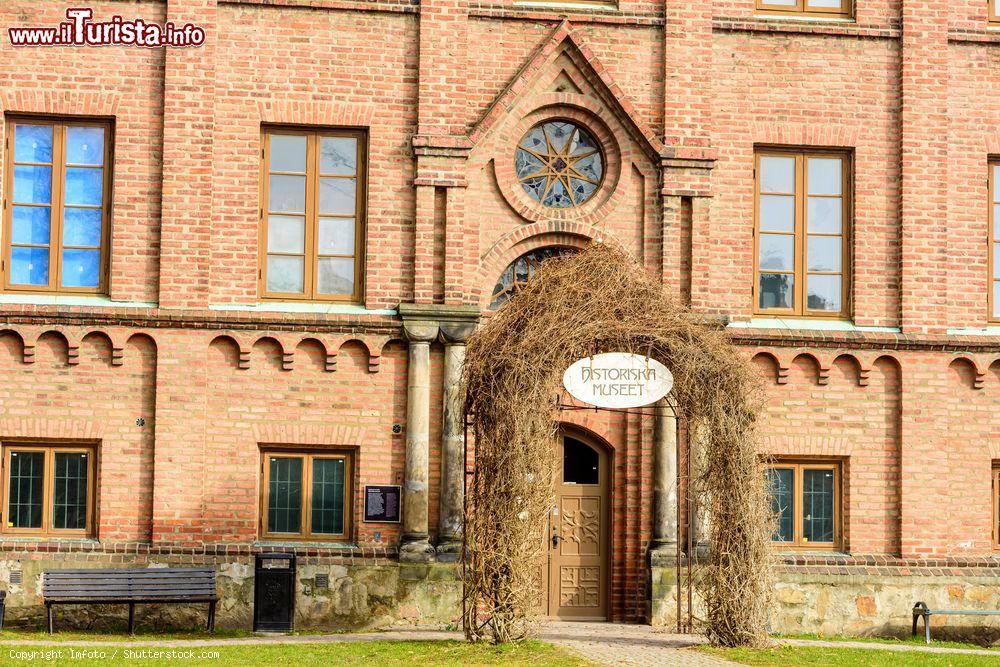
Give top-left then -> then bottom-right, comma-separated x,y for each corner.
2,116 -> 113,295
1,442 -> 97,539
993,465 -> 1000,550
991,0 -> 1000,24
259,446 -> 354,542
259,127 -> 367,304
753,147 -> 852,319
767,459 -> 842,551
990,160 -> 999,323
756,0 -> 853,18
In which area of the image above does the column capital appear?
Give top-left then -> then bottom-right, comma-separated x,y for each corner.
398,303 -> 480,344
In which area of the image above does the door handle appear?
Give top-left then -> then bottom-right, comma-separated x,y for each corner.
551,534 -> 561,549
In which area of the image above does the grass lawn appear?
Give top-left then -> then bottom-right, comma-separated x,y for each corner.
0,627 -> 253,642
0,637 -> 591,666
776,632 -> 1000,651
702,645 -> 999,666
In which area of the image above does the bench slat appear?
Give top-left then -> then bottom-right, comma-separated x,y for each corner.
43,568 -> 218,604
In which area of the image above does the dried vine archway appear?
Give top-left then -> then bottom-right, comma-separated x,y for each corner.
462,243 -> 773,647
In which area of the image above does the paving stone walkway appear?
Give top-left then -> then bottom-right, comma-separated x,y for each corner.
4,623 -> 999,665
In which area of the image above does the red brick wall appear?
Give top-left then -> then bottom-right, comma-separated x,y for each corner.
0,0 -> 999,628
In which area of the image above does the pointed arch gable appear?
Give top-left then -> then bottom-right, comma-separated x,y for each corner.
468,20 -> 663,161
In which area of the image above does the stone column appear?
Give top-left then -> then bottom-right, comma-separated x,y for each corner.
649,398 -> 678,564
399,317 -> 438,562
436,321 -> 477,561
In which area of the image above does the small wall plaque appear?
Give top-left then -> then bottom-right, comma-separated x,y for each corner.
364,485 -> 401,523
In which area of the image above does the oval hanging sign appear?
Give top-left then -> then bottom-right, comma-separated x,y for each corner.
562,353 -> 673,409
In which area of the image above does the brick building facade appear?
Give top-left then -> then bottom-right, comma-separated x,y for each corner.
0,0 -> 999,634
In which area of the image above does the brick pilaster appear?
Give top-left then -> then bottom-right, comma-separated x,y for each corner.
158,0 -> 216,309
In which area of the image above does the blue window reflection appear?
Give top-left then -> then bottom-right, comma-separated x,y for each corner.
12,165 -> 52,204
63,208 -> 102,247
10,247 -> 50,286
66,127 -> 104,165
14,125 -> 53,163
61,249 -> 100,288
64,168 -> 103,206
11,206 -> 51,245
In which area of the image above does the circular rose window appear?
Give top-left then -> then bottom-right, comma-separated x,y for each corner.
515,120 -> 604,209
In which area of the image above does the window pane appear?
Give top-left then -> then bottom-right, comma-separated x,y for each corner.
759,195 -> 795,233
563,437 -> 599,485
759,234 -> 794,271
319,178 -> 356,215
266,255 -> 305,293
11,206 -> 51,245
267,215 -> 305,254
995,167 -> 1000,203
63,208 -> 103,247
807,274 -> 842,312
806,0 -> 842,7
267,457 -> 302,534
311,458 -> 346,535
53,452 -> 88,530
802,468 -> 836,543
268,175 -> 306,213
12,165 -> 52,204
759,273 -> 794,310
995,282 -> 1000,318
316,257 -> 355,295
14,124 -> 53,163
994,244 -> 1000,280
994,205 -> 1000,239
807,158 -> 842,196
64,167 -> 104,206
66,127 -> 105,166
320,137 -> 357,175
318,218 -> 355,255
760,157 -> 795,193
767,468 -> 794,542
61,249 -> 101,288
764,0 -> 796,5
269,135 -> 307,173
808,236 -> 842,273
8,452 -> 44,529
10,247 -> 50,286
808,197 -> 842,234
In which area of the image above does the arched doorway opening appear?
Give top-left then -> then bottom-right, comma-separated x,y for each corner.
541,428 -> 611,620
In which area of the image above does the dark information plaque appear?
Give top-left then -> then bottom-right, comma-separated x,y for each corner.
364,485 -> 401,523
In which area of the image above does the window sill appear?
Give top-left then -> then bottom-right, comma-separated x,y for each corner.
0,294 -> 155,308
729,318 -> 900,334
0,536 -> 100,545
209,302 -> 396,316
714,16 -> 899,39
947,326 -> 1000,336
253,540 -> 360,550
754,14 -> 854,23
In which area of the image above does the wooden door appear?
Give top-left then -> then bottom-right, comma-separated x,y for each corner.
546,433 -> 609,620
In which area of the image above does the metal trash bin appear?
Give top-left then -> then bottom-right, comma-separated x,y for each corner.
253,553 -> 296,633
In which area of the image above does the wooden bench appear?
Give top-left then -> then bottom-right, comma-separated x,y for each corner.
43,568 -> 218,634
912,601 -> 1000,644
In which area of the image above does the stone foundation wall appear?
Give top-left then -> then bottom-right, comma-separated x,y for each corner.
1,558 -> 461,632
651,566 -> 1000,644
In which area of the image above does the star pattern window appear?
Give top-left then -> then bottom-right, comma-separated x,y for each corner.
515,121 -> 604,209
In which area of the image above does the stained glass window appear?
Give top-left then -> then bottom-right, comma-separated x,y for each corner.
516,120 -> 603,209
490,247 -> 577,309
